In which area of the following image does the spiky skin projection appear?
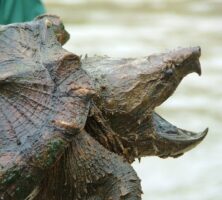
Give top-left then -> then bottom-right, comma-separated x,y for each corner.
0,15 -> 207,200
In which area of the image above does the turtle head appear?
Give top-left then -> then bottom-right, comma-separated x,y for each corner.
82,47 -> 207,161
35,14 -> 70,45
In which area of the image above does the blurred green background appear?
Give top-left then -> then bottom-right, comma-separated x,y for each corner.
45,1 -> 222,199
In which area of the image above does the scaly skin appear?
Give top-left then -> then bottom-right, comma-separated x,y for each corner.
34,131 -> 141,200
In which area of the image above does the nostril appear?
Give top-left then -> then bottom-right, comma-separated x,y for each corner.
164,68 -> 174,77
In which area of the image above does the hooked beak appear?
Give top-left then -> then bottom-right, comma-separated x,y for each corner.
152,113 -> 208,158
178,46 -> 202,76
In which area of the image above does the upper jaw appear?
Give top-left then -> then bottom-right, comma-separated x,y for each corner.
145,46 -> 202,109
160,46 -> 202,77
173,46 -> 202,77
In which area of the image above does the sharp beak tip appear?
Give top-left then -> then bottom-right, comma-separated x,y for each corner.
200,127 -> 208,139
197,68 -> 202,76
172,127 -> 208,158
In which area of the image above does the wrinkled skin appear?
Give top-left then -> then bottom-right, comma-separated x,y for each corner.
0,15 -> 207,200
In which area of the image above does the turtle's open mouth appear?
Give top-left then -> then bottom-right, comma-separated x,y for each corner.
149,47 -> 208,158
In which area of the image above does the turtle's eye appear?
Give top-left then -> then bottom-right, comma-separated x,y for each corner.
164,68 -> 174,78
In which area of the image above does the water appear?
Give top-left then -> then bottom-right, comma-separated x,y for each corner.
45,1 -> 222,199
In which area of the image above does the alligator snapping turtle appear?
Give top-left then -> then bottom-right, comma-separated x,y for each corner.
0,15 -> 207,200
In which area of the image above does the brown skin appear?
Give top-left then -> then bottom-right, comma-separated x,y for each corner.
0,15 -> 207,200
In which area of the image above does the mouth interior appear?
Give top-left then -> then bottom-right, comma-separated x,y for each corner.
153,112 -> 208,141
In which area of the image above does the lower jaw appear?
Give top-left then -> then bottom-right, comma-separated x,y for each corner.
132,112 -> 208,159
